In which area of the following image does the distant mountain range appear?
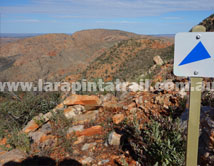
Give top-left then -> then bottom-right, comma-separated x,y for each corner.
0,33 -> 43,38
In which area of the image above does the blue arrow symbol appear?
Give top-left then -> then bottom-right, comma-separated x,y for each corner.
179,41 -> 211,66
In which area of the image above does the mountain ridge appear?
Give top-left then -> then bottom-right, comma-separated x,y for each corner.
0,29 -> 142,82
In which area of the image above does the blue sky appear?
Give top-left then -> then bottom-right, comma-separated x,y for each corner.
0,0 -> 213,34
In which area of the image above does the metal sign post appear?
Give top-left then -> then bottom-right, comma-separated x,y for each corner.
185,26 -> 205,166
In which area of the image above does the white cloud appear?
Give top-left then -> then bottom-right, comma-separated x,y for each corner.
0,0 -> 213,18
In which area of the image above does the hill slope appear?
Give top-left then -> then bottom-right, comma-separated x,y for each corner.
190,13 -> 214,32
0,29 -> 141,82
199,14 -> 214,32
81,37 -> 173,81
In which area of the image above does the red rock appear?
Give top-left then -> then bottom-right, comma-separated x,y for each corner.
23,120 -> 40,133
76,125 -> 103,137
63,95 -> 100,106
112,114 -> 125,124
0,138 -> 11,149
0,138 -> 7,146
55,103 -> 64,109
40,135 -> 55,143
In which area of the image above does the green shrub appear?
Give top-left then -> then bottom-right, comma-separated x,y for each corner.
122,116 -> 185,166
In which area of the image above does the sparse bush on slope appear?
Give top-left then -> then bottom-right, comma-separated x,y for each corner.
83,38 -> 173,81
0,92 -> 60,139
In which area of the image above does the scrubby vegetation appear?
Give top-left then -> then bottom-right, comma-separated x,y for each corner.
120,116 -> 186,166
113,45 -> 174,81
83,38 -> 173,81
0,92 -> 60,139
49,111 -> 75,155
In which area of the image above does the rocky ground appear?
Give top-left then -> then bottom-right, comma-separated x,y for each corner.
0,90 -> 182,166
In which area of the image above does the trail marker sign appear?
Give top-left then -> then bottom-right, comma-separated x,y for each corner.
174,32 -> 214,77
174,25 -> 210,166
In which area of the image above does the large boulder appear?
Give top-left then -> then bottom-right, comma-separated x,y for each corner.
63,95 -> 101,107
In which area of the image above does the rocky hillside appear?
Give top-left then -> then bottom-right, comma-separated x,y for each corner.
199,14 -> 214,32
81,37 -> 173,81
0,38 -> 20,46
0,29 -> 141,82
1,64 -> 214,165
